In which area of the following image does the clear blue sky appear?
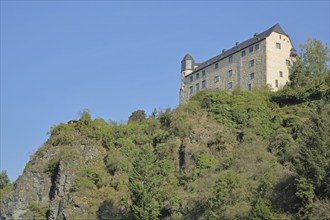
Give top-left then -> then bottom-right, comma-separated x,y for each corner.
1,1 -> 329,181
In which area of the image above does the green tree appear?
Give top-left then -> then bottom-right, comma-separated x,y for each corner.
0,170 -> 12,202
251,198 -> 274,220
289,56 -> 307,88
274,39 -> 329,105
79,109 -> 93,126
158,108 -> 172,129
0,170 -> 10,189
128,110 -> 147,124
294,105 -> 330,196
129,144 -> 163,219
295,177 -> 315,219
208,170 -> 240,219
300,39 -> 329,76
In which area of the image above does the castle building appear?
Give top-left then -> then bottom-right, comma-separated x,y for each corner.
180,24 -> 297,103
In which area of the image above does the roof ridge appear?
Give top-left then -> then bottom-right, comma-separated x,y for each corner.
191,24 -> 288,73
267,23 -> 287,35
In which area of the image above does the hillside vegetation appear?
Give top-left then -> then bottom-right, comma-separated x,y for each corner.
1,39 -> 329,220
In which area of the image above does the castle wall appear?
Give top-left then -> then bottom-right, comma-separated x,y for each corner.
237,39 -> 267,90
180,39 -> 268,103
180,69 -> 193,103
265,32 -> 293,90
179,26 -> 295,104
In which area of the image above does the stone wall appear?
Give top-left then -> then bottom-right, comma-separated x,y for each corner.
180,39 -> 268,103
179,31 -> 294,103
266,32 -> 293,90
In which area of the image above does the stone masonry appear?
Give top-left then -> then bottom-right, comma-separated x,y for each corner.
179,24 -> 297,103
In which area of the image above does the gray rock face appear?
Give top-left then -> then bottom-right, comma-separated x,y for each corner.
47,159 -> 79,220
1,157 -> 53,219
1,140 -> 103,220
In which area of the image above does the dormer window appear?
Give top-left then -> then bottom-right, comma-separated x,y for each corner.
181,54 -> 194,71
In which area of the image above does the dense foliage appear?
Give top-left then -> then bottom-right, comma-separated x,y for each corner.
0,171 -> 12,202
4,39 -> 329,219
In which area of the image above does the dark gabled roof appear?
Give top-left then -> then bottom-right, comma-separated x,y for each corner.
271,24 -> 287,35
191,24 -> 288,73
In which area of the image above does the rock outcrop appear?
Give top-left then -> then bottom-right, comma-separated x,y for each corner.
1,136 -> 105,220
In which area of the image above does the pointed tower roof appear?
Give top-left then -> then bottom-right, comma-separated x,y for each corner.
182,54 -> 194,61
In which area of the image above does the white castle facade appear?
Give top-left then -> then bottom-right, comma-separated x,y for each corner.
180,24 -> 297,103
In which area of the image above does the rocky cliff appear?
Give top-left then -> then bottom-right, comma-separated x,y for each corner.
1,126 -> 107,219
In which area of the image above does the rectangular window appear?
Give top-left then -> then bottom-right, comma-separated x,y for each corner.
196,73 -> 200,79
255,44 -> 259,50
286,59 -> 291,66
229,56 -> 233,63
249,72 -> 255,80
215,63 -> 219,69
248,84 -> 252,91
190,86 -> 193,94
275,80 -> 279,88
279,71 -> 283,77
276,42 -> 281,49
190,75 -> 193,82
202,70 -> 206,77
202,80 -> 206,88
227,82 -> 233,89
196,83 -> 200,91
249,46 -> 254,53
241,50 -> 246,57
228,70 -> 232,77
214,76 -> 220,83
249,59 -> 255,67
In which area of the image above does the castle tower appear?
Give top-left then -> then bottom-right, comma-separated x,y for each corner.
181,54 -> 194,88
180,54 -> 195,103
